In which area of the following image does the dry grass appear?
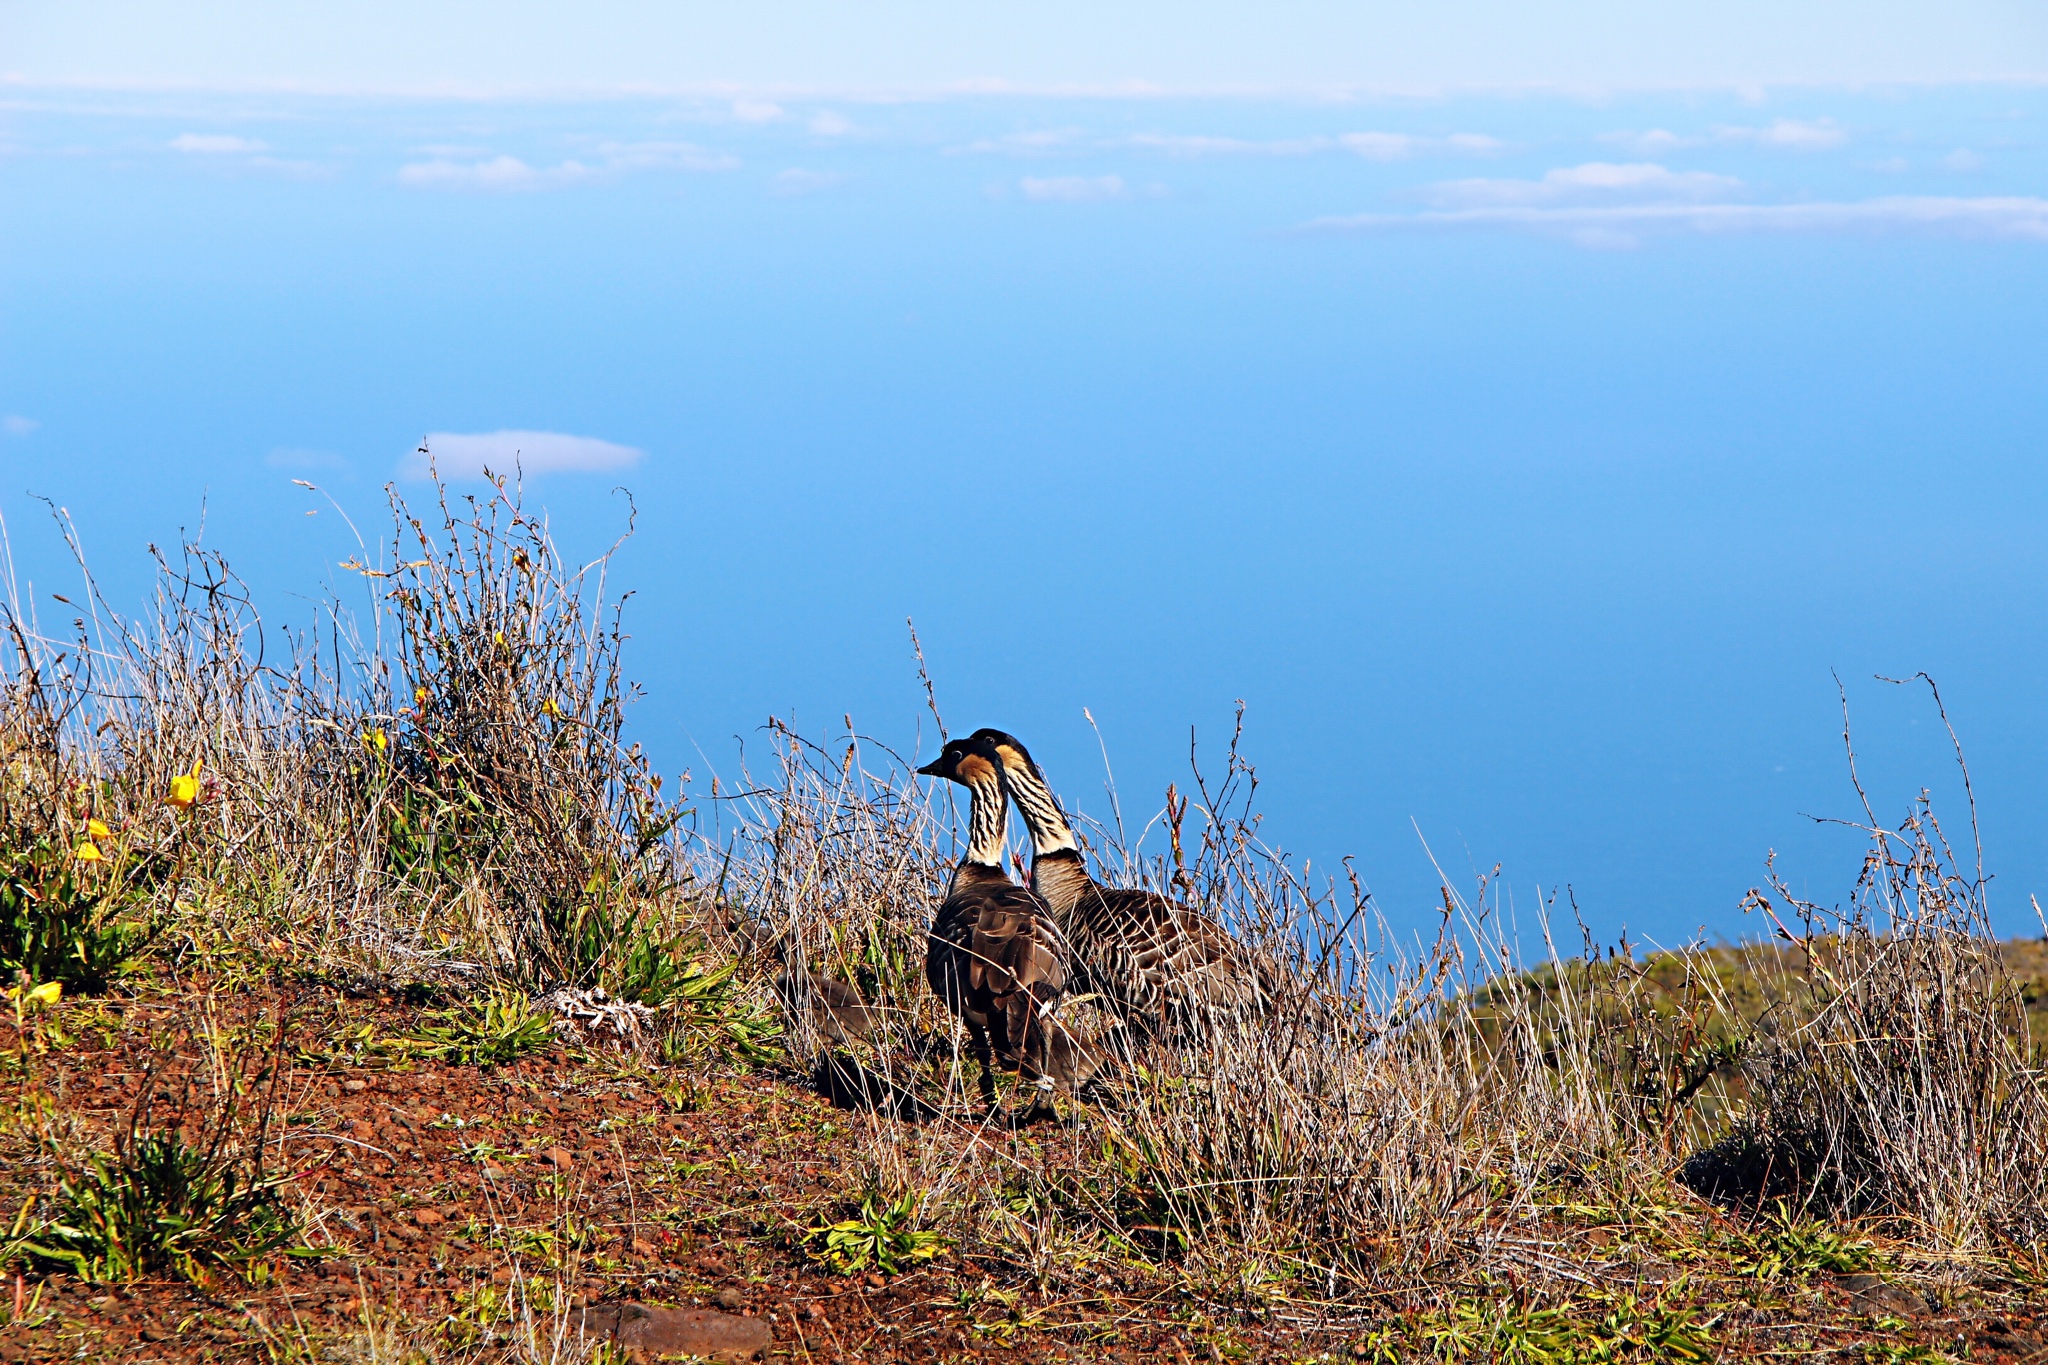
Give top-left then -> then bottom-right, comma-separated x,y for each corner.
2,473 -> 2045,1354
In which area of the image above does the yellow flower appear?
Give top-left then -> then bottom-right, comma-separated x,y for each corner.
166,760 -> 203,809
366,727 -> 388,752
414,687 -> 429,706
493,631 -> 507,648
73,841 -> 103,863
86,818 -> 111,839
5,980 -> 61,1010
540,698 -> 561,717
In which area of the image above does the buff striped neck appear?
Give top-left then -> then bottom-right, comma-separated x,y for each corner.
962,760 -> 1008,869
991,743 -> 1079,856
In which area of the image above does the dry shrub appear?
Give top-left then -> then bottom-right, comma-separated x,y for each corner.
718,695 -> 2048,1306
715,714 -> 1671,1301
1685,732 -> 2048,1255
5,483 -> 2045,1311
0,469 -> 685,995
371,476 -> 681,989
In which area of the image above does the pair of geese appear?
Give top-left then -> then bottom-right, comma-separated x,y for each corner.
917,727 -> 1263,1112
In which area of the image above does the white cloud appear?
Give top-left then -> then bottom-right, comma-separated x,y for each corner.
1602,128 -> 1691,155
1868,156 -> 1911,174
1602,118 -> 1847,155
770,167 -> 849,196
1114,130 -> 1499,161
1425,162 -> 1742,209
953,128 -> 1087,156
1019,174 -> 1127,202
398,141 -> 735,191
1944,148 -> 1985,171
402,431 -> 644,480
1128,133 -> 1323,158
1444,133 -> 1505,155
730,99 -> 783,123
399,154 -> 575,189
3,415 -> 36,437
1339,132 -> 1416,160
809,111 -> 852,136
170,132 -> 267,154
1304,196 -> 2048,250
1341,131 -> 1502,159
598,140 -> 741,172
1745,118 -> 1847,150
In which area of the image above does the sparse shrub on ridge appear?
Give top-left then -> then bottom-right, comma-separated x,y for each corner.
0,468 -> 2042,1324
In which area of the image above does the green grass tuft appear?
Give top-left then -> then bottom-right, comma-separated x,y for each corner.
24,1130 -> 306,1285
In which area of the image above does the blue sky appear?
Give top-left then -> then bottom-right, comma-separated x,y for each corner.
5,5 -> 2048,946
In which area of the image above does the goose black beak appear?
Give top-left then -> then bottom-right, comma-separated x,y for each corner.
916,757 -> 945,777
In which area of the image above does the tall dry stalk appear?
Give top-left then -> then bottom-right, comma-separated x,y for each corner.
5,480 -> 2045,1312
0,468 -> 683,992
1688,680 -> 2048,1256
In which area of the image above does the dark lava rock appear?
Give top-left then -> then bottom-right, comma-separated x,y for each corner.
580,1302 -> 773,1362
1837,1272 -> 1930,1318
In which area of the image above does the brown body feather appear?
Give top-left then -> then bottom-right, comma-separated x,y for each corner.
972,729 -> 1271,1036
919,739 -> 1101,1103
1039,850 -> 1267,1033
927,864 -> 1073,1076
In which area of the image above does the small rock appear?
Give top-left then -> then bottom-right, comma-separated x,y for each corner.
1839,1272 -> 1928,1318
631,1237 -> 659,1258
411,1208 -> 445,1226
714,1288 -> 744,1311
581,1303 -> 772,1363
481,1163 -> 512,1182
543,1147 -> 574,1169
341,1079 -> 368,1093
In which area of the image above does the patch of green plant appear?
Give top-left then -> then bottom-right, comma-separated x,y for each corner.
1728,1202 -> 1877,1280
824,916 -> 920,1006
500,1220 -> 595,1270
1101,1129 -> 1211,1254
1855,1338 -> 1946,1364
1349,1326 -> 1401,1365
379,752 -> 494,888
657,957 -> 783,1063
22,1129 -> 309,1284
407,986 -> 555,1067
1414,1291 -> 1715,1364
808,1191 -> 947,1275
294,1018 -> 407,1070
0,831 -> 157,992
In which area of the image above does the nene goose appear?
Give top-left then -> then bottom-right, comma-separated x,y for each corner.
969,727 -> 1268,1037
917,735 -> 1100,1109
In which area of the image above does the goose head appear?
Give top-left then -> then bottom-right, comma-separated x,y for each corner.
916,734 -> 1002,788
963,727 -> 1042,783
963,728 -> 1077,855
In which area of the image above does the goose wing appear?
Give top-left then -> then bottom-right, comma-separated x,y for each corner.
1076,885 -> 1268,1025
929,881 -> 1075,1063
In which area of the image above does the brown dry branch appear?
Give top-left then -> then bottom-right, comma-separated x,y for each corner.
2,477 -> 2044,1336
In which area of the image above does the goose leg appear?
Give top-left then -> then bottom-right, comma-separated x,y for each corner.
966,1021 -> 998,1110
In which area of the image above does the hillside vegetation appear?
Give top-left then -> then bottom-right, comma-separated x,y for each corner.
0,478 -> 2044,1364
